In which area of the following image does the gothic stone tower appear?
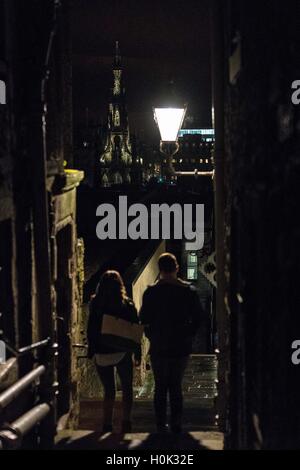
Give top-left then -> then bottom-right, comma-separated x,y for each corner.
99,42 -> 132,186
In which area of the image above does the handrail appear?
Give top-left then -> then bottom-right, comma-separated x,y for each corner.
0,337 -> 50,358
0,365 -> 45,411
0,403 -> 50,450
18,338 -> 50,356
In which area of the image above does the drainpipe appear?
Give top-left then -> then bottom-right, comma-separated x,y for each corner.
210,0 -> 228,433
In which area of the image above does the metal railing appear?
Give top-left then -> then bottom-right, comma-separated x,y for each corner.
0,365 -> 45,412
2,337 -> 50,358
0,403 -> 50,450
0,337 -> 52,450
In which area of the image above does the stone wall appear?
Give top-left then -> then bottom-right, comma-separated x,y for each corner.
0,0 -> 84,444
50,172 -> 84,427
222,0 -> 300,449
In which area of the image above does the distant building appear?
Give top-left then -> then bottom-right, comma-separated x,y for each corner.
175,128 -> 215,173
74,120 -> 104,188
181,227 -> 216,353
99,42 -> 133,186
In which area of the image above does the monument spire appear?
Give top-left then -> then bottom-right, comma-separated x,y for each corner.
115,40 -> 121,67
99,42 -> 133,187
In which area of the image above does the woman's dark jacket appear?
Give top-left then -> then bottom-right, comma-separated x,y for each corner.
87,296 -> 141,361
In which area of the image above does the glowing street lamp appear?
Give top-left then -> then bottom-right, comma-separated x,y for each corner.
154,107 -> 186,142
153,105 -> 186,178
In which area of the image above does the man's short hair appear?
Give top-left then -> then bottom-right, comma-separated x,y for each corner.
158,252 -> 179,273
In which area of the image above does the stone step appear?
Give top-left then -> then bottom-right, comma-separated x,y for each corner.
136,355 -> 218,401
78,400 -> 218,433
55,429 -> 224,450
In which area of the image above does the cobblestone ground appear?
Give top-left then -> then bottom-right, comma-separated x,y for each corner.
56,355 -> 223,450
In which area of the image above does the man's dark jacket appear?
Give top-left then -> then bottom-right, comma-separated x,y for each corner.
139,278 -> 203,357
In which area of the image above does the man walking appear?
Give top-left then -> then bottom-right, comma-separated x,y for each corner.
140,252 -> 203,434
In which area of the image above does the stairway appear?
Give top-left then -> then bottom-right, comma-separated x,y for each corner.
55,354 -> 223,449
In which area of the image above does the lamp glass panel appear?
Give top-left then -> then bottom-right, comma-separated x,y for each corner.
154,108 -> 185,142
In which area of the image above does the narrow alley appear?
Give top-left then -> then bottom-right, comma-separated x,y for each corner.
0,0 -> 300,454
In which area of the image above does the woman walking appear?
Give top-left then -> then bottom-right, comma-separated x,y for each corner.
87,270 -> 141,433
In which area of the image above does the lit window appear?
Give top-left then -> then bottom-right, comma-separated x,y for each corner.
206,159 -> 209,163
188,253 -> 197,264
178,129 -> 215,137
187,252 -> 198,280
187,268 -> 197,280
0,80 -> 6,104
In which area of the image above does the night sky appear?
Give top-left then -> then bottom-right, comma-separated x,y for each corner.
72,0 -> 212,143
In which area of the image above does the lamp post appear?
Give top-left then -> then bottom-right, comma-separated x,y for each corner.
153,106 -> 187,181
153,105 -> 215,181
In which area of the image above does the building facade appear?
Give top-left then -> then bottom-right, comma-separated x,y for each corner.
175,128 -> 215,174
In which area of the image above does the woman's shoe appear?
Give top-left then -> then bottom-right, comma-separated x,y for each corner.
121,420 -> 132,433
102,423 -> 113,433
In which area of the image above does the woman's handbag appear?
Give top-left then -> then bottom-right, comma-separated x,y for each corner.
101,314 -> 144,352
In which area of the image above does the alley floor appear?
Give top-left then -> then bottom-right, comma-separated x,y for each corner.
55,355 -> 224,450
